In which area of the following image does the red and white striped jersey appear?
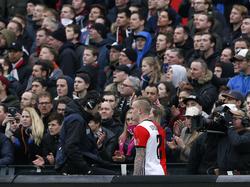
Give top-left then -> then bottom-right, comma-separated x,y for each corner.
134,120 -> 167,175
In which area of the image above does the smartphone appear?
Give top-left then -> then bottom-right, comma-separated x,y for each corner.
8,107 -> 17,117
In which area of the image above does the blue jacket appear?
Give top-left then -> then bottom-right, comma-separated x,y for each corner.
227,73 -> 250,96
135,31 -> 152,68
0,133 -> 13,165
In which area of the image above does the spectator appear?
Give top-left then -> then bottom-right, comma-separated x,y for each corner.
37,91 -> 53,129
225,5 -> 248,46
55,76 -> 76,100
74,73 -> 90,99
11,107 -> 44,165
88,112 -> 117,162
48,27 -> 80,78
105,42 -> 123,85
20,91 -> 37,110
0,132 -> 14,165
187,58 -> 218,114
55,96 -> 72,116
31,77 -> 47,95
0,75 -> 20,109
117,76 -> 140,123
227,49 -> 250,96
155,33 -> 173,64
0,104 -> 8,133
140,56 -> 161,90
222,90 -> 244,109
33,112 -> 63,167
220,48 -> 233,63
65,24 -> 84,64
55,91 -> 115,174
167,106 -> 203,162
8,42 -> 32,96
163,64 -> 188,88
0,29 -> 16,57
105,64 -> 129,95
112,109 -> 139,164
134,31 -> 153,68
118,48 -> 139,77
99,101 -> 123,137
216,108 -> 250,174
173,25 -> 194,61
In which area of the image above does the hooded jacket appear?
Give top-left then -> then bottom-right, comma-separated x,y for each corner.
55,100 -> 102,174
135,31 -> 152,68
170,65 -> 188,88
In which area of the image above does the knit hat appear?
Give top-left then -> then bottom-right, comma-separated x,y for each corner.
122,48 -> 137,62
91,23 -> 107,39
76,73 -> 91,85
115,65 -> 130,75
0,75 -> 10,92
50,27 -> 67,43
0,29 -> 16,47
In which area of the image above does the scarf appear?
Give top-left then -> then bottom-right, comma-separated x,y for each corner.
119,124 -> 137,156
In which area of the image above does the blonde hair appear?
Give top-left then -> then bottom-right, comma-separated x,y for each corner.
23,107 -> 44,145
142,56 -> 161,84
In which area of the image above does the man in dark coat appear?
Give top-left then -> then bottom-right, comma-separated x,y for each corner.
0,132 -> 14,165
186,58 -> 218,114
8,42 -> 32,96
55,91 -> 115,175
48,27 -> 81,78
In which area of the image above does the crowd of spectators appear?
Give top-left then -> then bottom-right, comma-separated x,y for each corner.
0,0 -> 250,175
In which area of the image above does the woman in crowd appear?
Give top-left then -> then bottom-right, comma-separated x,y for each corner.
140,56 -> 161,90
163,64 -> 188,89
10,107 -> 44,165
112,109 -> 139,164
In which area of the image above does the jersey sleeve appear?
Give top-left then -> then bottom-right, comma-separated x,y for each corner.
134,125 -> 150,147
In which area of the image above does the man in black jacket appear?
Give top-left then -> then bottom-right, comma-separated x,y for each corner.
216,109 -> 250,174
0,132 -> 13,165
48,27 -> 81,78
55,90 -> 116,175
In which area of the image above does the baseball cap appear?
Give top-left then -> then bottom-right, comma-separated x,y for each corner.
222,90 -> 244,103
183,95 -> 202,105
8,42 -> 22,51
107,42 -> 123,51
230,108 -> 245,119
233,49 -> 250,61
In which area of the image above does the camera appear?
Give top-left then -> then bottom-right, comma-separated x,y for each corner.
198,105 -> 234,133
8,107 -> 17,117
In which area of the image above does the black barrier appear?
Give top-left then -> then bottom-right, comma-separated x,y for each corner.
1,175 -> 250,187
1,165 -> 250,187
0,163 -> 188,176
